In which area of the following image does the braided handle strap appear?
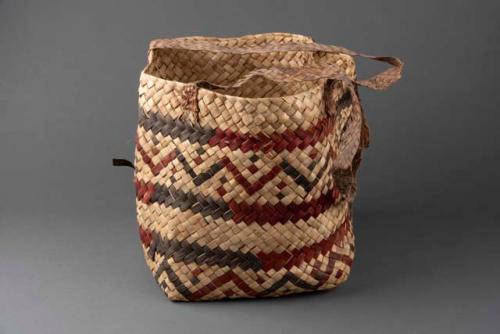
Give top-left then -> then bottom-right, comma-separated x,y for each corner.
149,38 -> 404,90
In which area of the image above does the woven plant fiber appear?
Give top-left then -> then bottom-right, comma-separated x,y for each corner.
130,33 -> 403,301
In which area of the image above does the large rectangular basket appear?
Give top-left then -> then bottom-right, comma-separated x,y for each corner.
125,33 -> 402,301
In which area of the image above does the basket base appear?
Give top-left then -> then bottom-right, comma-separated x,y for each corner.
139,219 -> 355,302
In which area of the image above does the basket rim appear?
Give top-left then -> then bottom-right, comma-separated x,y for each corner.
141,32 -> 355,101
146,33 -> 353,56
148,32 -> 316,52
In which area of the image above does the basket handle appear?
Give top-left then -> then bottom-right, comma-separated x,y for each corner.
149,39 -> 403,91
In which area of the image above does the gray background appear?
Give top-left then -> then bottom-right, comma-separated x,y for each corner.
1,0 -> 499,333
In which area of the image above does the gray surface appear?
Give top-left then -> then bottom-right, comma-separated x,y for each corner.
0,0 -> 499,333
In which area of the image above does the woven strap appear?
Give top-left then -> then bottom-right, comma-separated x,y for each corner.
149,38 -> 404,91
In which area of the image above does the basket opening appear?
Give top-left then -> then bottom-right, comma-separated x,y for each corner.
144,33 -> 325,98
144,33 -> 356,98
147,50 -> 324,98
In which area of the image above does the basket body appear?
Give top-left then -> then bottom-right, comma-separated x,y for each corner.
133,33 -> 401,301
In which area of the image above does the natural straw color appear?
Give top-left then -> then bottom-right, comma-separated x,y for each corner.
132,33 -> 403,301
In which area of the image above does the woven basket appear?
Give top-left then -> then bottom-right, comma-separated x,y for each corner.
116,33 -> 403,301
